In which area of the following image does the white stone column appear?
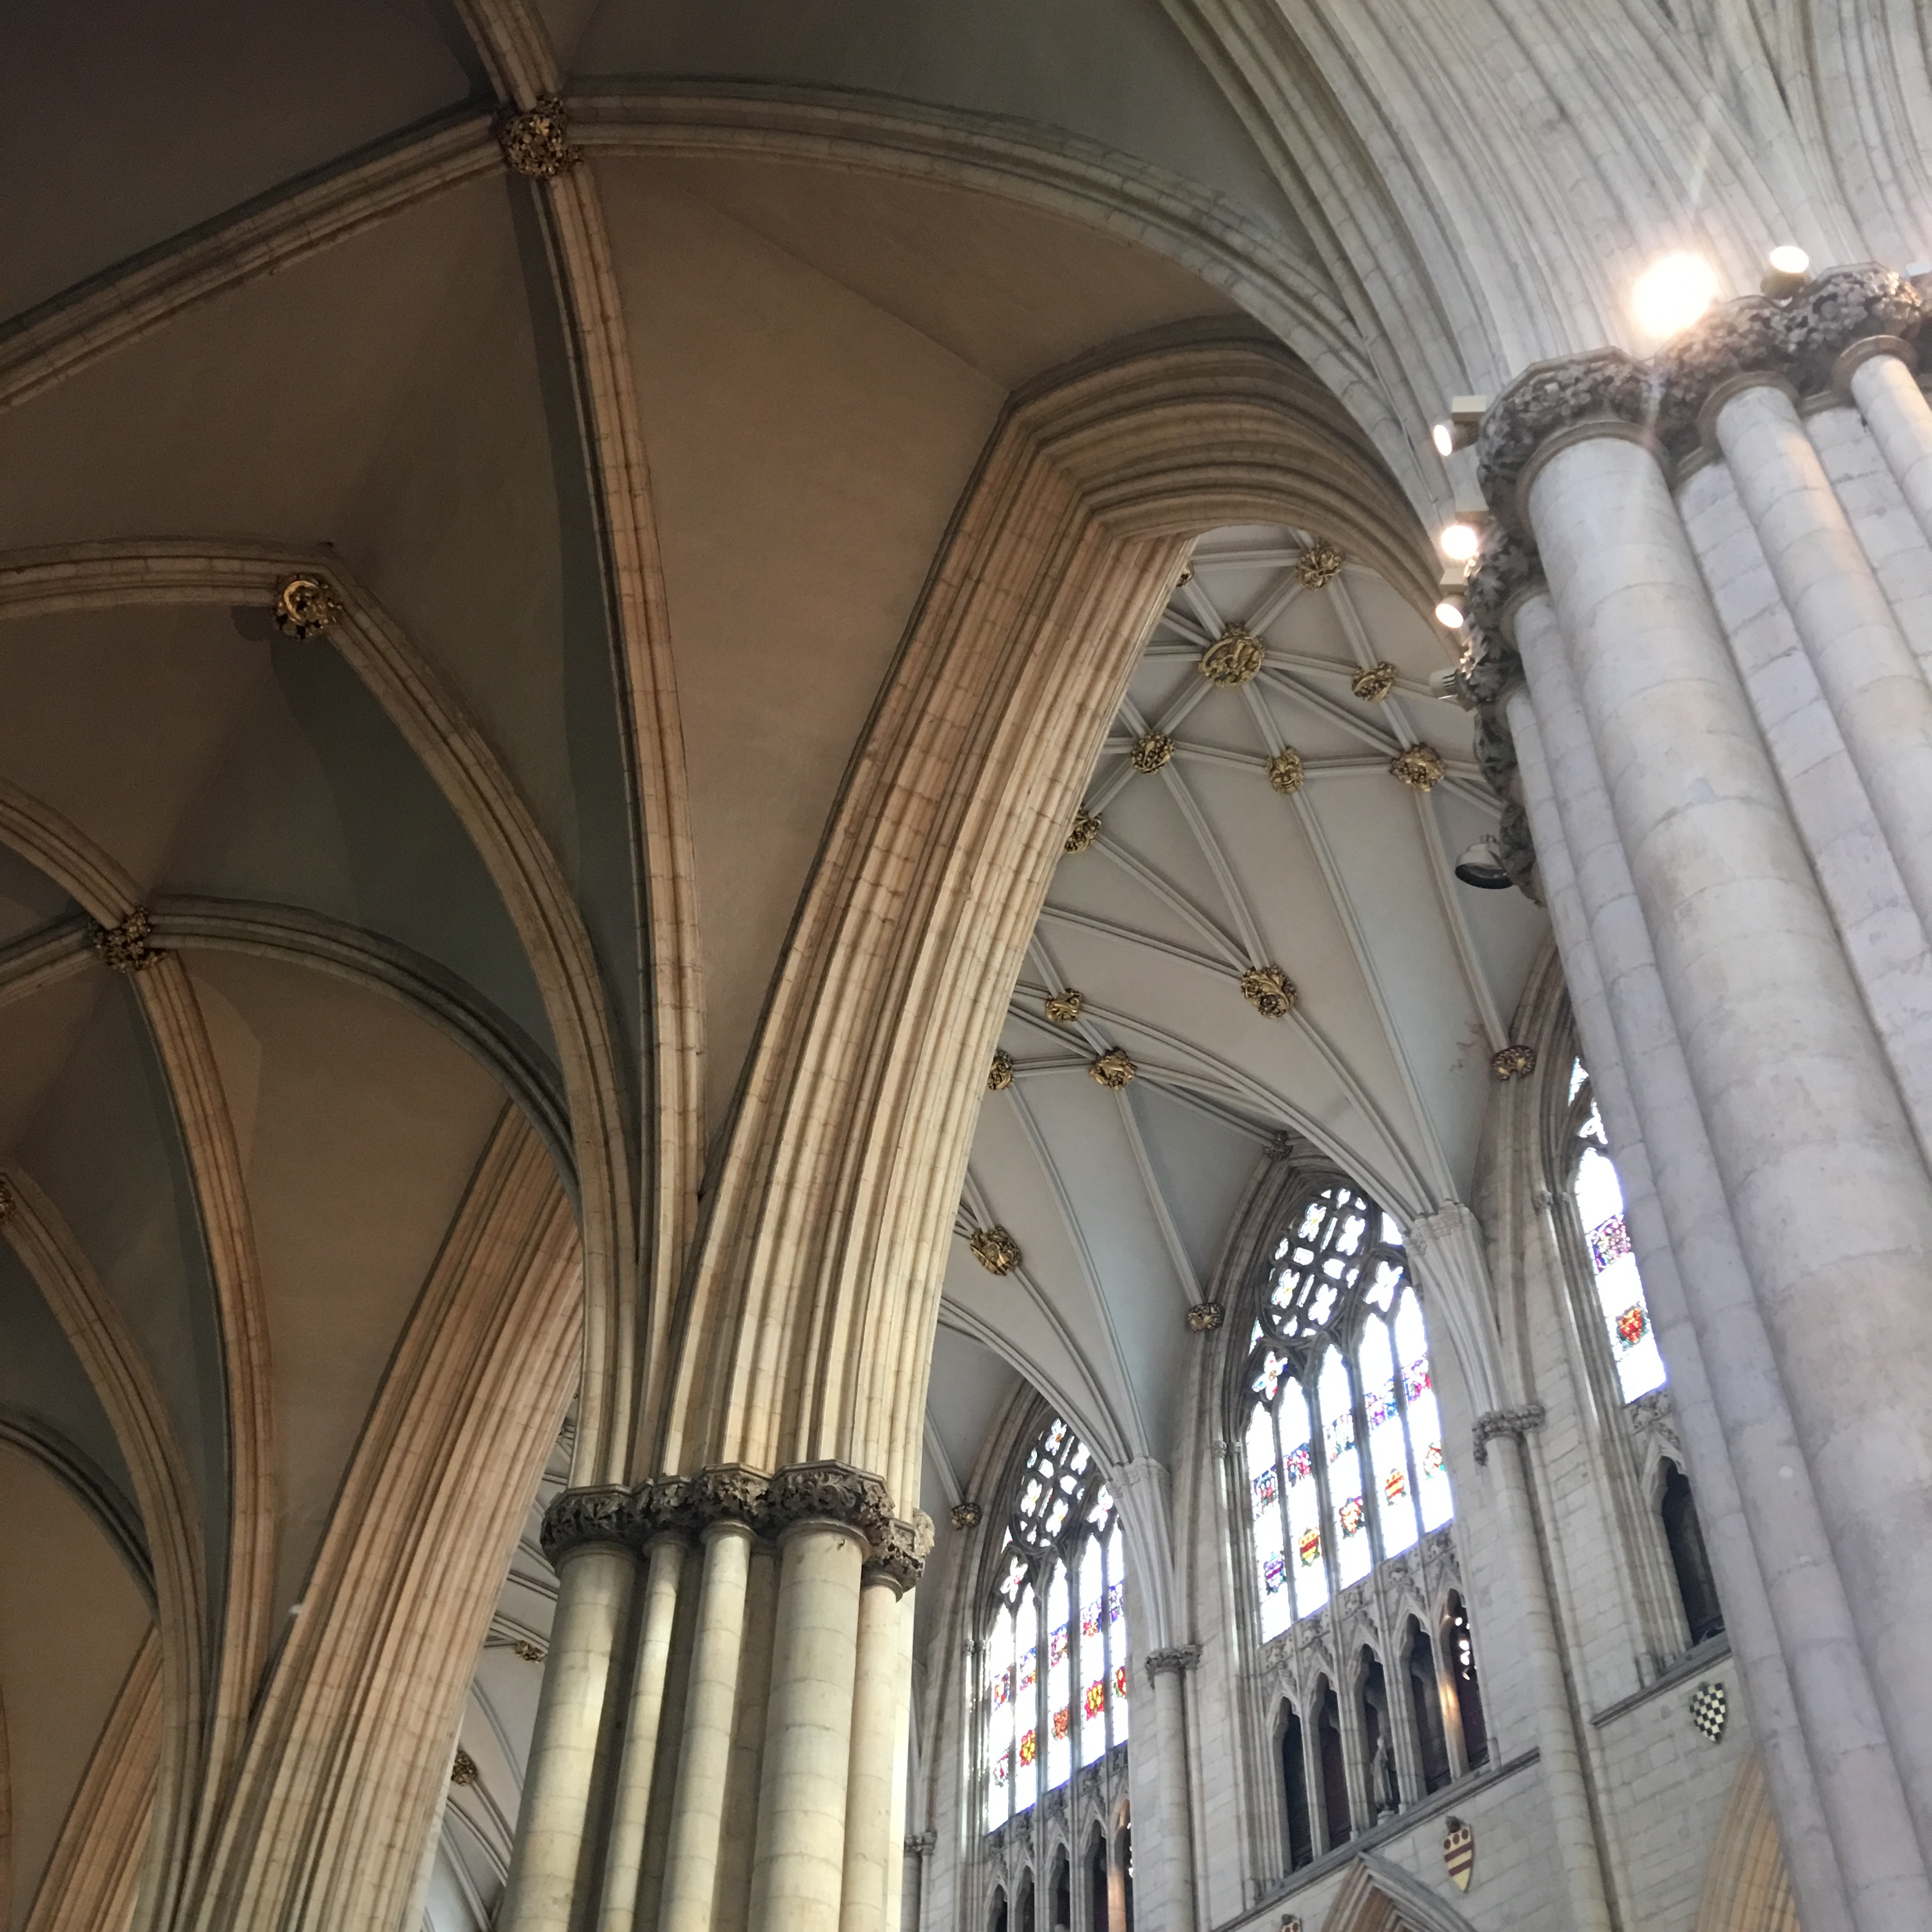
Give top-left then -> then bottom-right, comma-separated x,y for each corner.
1143,1647 -> 1198,1929
1473,1413 -> 1613,1932
597,1514 -> 688,1932
660,1508 -> 756,1932
1527,426 -> 1932,1869
841,1524 -> 926,1932
1844,342 -> 1932,562
1709,377 -> 1932,944
1508,671 -> 1859,1932
901,1832 -> 933,1932
498,1491 -> 634,1932
748,1466 -> 885,1932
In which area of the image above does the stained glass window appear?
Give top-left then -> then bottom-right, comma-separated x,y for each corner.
1241,1182 -> 1452,1627
983,1416 -> 1131,1834
1567,1060 -> 1666,1402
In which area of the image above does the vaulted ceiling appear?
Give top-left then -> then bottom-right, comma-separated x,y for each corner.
0,4 -> 1555,1924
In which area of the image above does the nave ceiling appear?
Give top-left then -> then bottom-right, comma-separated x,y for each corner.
24,0 -> 1887,1922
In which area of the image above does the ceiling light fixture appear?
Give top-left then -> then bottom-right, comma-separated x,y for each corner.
1632,252 -> 1719,339
1454,837 -> 1514,889
1435,599 -> 1466,629
1761,243 -> 1811,299
1439,520 -> 1482,562
1430,395 -> 1490,458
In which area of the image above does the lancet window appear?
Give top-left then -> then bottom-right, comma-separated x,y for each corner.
1565,1060 -> 1666,1402
1240,1183 -> 1453,1638
983,1418 -> 1130,1835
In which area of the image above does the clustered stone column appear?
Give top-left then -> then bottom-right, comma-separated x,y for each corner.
498,1464 -> 931,1932
1460,264 -> 1932,1932
1142,1644 -> 1200,1928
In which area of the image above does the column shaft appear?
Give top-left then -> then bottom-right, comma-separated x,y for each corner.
660,1522 -> 753,1932
1147,1662 -> 1195,1928
498,1540 -> 634,1932
597,1537 -> 687,1932
1848,348 -> 1932,565
1712,379 -> 1932,942
748,1522 -> 866,1932
1484,1429 -> 1612,1932
1530,430 -> 1932,1867
840,1577 -> 907,1932
1509,675 -> 1858,1932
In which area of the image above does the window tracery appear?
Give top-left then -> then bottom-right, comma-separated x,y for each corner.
1241,1184 -> 1452,1636
1564,1059 -> 1666,1402
982,1416 -> 1130,1837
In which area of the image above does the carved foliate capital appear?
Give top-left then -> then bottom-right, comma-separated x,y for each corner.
1471,1402 -> 1547,1464
539,1484 -> 631,1563
1478,266 -> 1923,528
764,1460 -> 895,1544
684,1464 -> 769,1531
1476,347 -> 1650,526
865,1513 -> 935,1595
1144,1643 -> 1201,1682
627,1475 -> 696,1545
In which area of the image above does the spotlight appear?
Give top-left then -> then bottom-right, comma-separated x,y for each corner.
1439,521 -> 1482,562
1435,597 -> 1465,629
1761,244 -> 1811,299
1632,252 -> 1719,339
1454,837 -> 1514,889
1429,395 -> 1490,459
1430,668 -> 1474,709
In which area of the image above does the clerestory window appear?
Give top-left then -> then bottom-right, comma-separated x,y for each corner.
1565,1059 -> 1666,1402
1241,1183 -> 1452,1639
983,1417 -> 1130,1834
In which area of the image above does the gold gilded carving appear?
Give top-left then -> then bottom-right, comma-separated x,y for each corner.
1044,989 -> 1083,1024
1065,810 -> 1101,854
450,1748 -> 479,1786
988,1049 -> 1015,1092
1239,965 -> 1297,1018
273,573 -> 342,638
493,96 -> 579,177
1200,626 -> 1264,687
1089,1048 -> 1136,1089
1491,1043 -> 1537,1081
1267,748 -> 1305,794
1351,661 -> 1399,702
1174,562 -> 1193,587
1390,744 -> 1446,791
512,1640 -> 546,1663
969,1227 -> 1022,1275
1128,732 -> 1174,774
949,1500 -> 983,1530
93,909 -> 162,974
1186,1302 -> 1224,1332
1295,541 -> 1345,588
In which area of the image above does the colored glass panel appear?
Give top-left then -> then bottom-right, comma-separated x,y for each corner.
1319,1349 -> 1371,1587
1572,1080 -> 1666,1401
1361,1314 -> 1419,1556
1395,1289 -> 1453,1531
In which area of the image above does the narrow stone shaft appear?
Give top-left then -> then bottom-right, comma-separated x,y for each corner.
1508,676 -> 1857,1932
496,1541 -> 634,1932
660,1523 -> 753,1932
748,1522 -> 866,1932
1711,379 -> 1932,946
597,1537 -> 688,1932
839,1577 -> 908,1932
